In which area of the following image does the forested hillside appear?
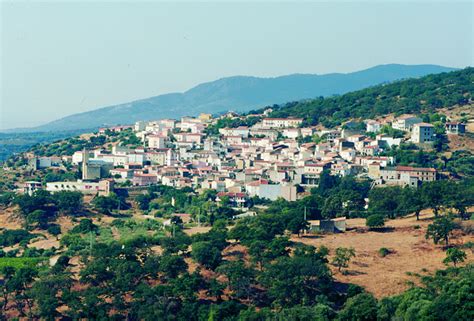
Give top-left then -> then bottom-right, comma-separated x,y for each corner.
263,68 -> 473,128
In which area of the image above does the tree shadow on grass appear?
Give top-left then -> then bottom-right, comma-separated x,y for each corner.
369,227 -> 395,233
343,269 -> 367,276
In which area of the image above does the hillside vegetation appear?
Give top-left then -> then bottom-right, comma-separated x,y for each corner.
264,67 -> 473,128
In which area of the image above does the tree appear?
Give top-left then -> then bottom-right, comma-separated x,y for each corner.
425,216 -> 455,246
216,260 -> 255,300
447,182 -> 474,220
287,214 -> 309,237
26,209 -> 50,229
159,254 -> 187,279
260,252 -> 333,307
71,219 -> 98,234
3,267 -> 38,317
338,293 -> 378,321
135,193 -> 153,211
321,195 -> 343,219
0,229 -> 35,247
410,188 -> 426,221
219,195 -> 231,207
55,191 -> 83,214
317,170 -> 339,195
421,181 -> 446,217
207,279 -> 225,302
332,247 -> 356,273
15,190 -> 53,215
160,232 -> 191,255
367,187 -> 402,219
47,224 -> 61,239
443,248 -> 466,267
170,216 -> 183,227
92,193 -> 124,214
30,273 -> 72,320
191,241 -> 222,270
366,214 -> 385,230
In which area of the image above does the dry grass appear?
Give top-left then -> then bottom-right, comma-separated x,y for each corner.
0,206 -> 24,230
184,226 -> 212,236
292,211 -> 474,298
447,134 -> 474,153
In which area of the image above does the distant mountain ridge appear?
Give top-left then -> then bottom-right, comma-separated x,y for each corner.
10,64 -> 457,132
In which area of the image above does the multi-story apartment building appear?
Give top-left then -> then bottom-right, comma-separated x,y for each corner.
411,123 -> 435,143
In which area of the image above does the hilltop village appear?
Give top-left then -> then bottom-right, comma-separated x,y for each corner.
20,109 -> 465,204
0,69 -> 473,320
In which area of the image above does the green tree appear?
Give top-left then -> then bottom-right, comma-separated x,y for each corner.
191,241 -> 222,270
332,247 -> 356,273
55,191 -> 83,214
425,216 -> 455,246
421,181 -> 447,217
159,254 -> 187,278
287,214 -> 309,237
217,260 -> 255,300
260,252 -> 333,307
207,279 -> 225,302
443,248 -> 466,267
338,293 -> 378,321
47,224 -> 61,239
71,219 -> 98,234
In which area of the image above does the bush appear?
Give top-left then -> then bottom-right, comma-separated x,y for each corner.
366,214 -> 385,230
47,224 -> 62,237
378,247 -> 392,257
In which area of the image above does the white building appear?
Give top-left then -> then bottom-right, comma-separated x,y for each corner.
262,118 -> 303,128
46,179 -> 113,196
392,115 -> 422,131
366,120 -> 381,133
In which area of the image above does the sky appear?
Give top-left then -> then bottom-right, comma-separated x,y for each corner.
1,1 -> 473,130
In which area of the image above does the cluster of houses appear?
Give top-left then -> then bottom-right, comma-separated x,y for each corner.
21,111 -> 468,204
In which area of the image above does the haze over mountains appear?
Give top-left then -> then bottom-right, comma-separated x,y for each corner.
11,64 -> 456,133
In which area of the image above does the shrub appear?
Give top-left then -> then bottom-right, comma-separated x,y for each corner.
366,214 -> 385,230
47,224 -> 62,237
378,247 -> 392,257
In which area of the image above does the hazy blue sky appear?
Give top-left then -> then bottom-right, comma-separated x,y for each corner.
1,1 -> 472,130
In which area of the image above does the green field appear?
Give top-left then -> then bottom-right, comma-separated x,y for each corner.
0,257 -> 48,270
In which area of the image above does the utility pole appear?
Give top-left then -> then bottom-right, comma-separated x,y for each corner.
303,206 -> 308,236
